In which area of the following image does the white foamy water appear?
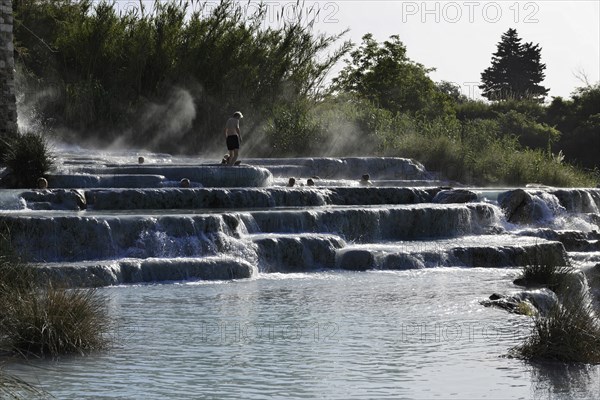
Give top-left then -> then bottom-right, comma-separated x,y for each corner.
6,269 -> 600,399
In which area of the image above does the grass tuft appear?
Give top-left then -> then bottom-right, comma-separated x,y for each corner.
0,284 -> 111,358
0,131 -> 54,189
516,264 -> 575,291
514,290 -> 600,363
0,230 -> 111,358
512,262 -> 600,363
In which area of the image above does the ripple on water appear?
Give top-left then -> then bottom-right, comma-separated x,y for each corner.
5,268 -> 599,399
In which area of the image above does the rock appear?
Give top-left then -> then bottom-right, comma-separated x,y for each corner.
338,249 -> 374,271
20,189 -> 87,210
432,189 -> 478,204
515,228 -> 600,251
58,189 -> 87,210
381,253 -> 424,270
481,288 -> 559,316
31,257 -> 255,287
498,189 -> 545,224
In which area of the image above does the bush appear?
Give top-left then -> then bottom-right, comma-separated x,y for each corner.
515,290 -> 600,363
265,100 -> 326,156
498,110 -> 561,150
515,264 -> 574,290
14,0 -> 351,152
382,111 -> 595,186
490,99 -> 546,120
0,131 -> 54,188
0,230 -> 111,358
455,100 -> 494,121
0,285 -> 111,357
512,262 -> 600,363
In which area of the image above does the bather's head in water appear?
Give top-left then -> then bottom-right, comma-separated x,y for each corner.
359,174 -> 372,186
180,178 -> 191,188
37,177 -> 48,189
287,177 -> 296,187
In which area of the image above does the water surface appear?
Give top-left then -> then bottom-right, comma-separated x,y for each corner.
8,268 -> 600,399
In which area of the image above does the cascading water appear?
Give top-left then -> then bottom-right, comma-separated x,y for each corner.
3,150 -> 599,284
3,148 -> 600,398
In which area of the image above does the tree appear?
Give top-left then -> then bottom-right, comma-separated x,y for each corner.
436,81 -> 468,104
333,34 -> 453,118
480,28 -> 549,102
548,84 -> 600,169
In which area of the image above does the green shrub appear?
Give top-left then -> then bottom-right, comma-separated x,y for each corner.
512,262 -> 600,363
0,230 -> 111,358
265,100 -> 326,156
375,110 -> 595,186
455,100 -> 494,121
490,99 -> 546,120
498,110 -> 561,150
0,131 -> 54,189
515,290 -> 600,363
0,285 -> 111,358
515,264 -> 574,290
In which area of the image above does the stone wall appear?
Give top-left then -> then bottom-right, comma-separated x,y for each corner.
0,0 -> 17,137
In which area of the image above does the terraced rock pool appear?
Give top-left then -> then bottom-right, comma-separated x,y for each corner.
2,150 -> 600,398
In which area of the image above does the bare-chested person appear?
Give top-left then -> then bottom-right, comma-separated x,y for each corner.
224,111 -> 243,165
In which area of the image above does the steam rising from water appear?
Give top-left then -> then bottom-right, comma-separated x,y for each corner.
15,63 -> 377,159
15,66 -> 59,134
130,88 -> 197,151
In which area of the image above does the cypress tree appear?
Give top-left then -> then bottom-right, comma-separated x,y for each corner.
480,28 -> 549,102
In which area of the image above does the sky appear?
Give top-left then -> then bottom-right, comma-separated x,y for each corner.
234,0 -> 599,101
112,1 -> 600,101
295,0 -> 600,100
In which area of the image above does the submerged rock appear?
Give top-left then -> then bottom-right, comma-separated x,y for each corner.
253,233 -> 346,272
21,189 -> 87,210
551,189 -> 600,213
587,213 -> 600,230
76,165 -> 273,188
31,257 -> 255,287
498,189 -> 545,224
381,253 -> 425,270
432,189 -> 478,204
244,157 -> 432,180
48,174 -> 166,189
89,187 -> 435,211
338,249 -> 374,271
516,228 -> 600,252
481,288 -> 559,316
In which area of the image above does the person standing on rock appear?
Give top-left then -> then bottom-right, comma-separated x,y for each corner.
224,111 -> 243,165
